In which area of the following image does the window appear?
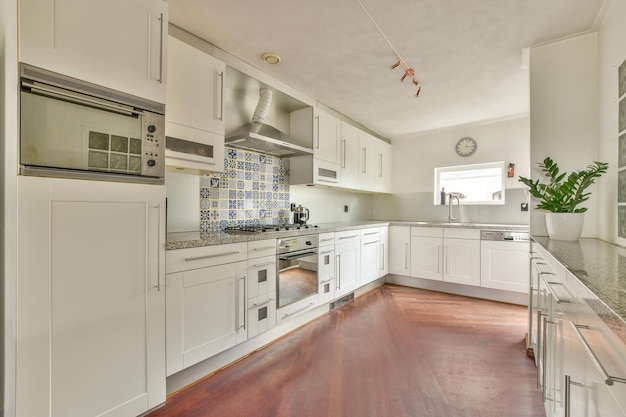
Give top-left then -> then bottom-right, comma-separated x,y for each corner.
434,162 -> 505,205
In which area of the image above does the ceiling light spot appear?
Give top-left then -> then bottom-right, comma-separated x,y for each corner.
262,53 -> 281,65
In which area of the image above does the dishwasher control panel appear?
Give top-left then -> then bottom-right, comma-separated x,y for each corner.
480,230 -> 530,242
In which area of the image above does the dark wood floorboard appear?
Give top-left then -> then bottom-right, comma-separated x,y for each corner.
147,285 -> 545,417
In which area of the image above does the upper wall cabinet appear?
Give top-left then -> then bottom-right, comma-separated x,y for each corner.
291,108 -> 341,165
339,121 -> 360,190
19,0 -> 168,104
289,108 -> 392,193
165,36 -> 225,173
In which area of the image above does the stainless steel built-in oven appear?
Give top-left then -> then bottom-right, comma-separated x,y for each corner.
19,63 -> 165,184
277,235 -> 319,309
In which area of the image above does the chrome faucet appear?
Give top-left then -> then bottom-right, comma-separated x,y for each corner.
448,193 -> 461,223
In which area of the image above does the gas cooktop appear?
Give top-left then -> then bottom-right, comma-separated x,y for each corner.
223,224 -> 319,234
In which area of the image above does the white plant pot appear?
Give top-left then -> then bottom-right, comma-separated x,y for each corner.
545,213 -> 585,241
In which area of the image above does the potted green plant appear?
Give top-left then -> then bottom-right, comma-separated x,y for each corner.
518,157 -> 608,240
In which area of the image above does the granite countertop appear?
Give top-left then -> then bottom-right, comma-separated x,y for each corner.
167,221 -> 529,250
533,236 -> 626,342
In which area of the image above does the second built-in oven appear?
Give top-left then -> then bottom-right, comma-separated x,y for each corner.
276,235 -> 319,309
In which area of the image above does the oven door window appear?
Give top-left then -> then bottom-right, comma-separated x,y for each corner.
277,250 -> 318,309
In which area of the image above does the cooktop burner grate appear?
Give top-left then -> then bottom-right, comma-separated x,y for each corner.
223,224 -> 319,234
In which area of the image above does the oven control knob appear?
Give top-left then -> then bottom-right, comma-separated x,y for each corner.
147,124 -> 157,133
147,159 -> 157,167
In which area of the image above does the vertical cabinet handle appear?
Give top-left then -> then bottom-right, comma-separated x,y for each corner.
341,139 -> 347,168
564,374 -> 586,417
217,71 -> 224,121
379,153 -> 383,178
315,115 -> 320,149
537,310 -> 545,390
336,254 -> 341,289
404,242 -> 409,271
362,148 -> 367,173
236,275 -> 246,331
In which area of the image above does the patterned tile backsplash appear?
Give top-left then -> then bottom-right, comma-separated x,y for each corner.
199,147 -> 291,232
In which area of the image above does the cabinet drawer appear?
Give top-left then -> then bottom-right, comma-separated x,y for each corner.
444,228 -> 480,239
335,229 -> 361,241
411,226 -> 443,238
166,242 -> 247,273
361,227 -> 380,242
248,239 -> 276,258
318,232 -> 335,247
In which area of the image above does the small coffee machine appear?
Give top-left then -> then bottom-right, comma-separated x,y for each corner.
292,204 -> 310,225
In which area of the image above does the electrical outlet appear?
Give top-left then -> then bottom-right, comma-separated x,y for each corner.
521,203 -> 528,212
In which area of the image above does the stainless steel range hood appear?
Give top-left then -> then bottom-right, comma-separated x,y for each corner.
225,88 -> 313,158
225,123 -> 313,157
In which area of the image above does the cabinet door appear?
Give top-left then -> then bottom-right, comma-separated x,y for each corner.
335,232 -> 361,297
247,255 -> 277,300
166,36 -> 225,137
359,133 -> 378,192
379,226 -> 389,277
377,141 -> 392,193
444,238 -> 480,286
316,110 -> 340,165
410,236 -> 442,281
166,261 -> 247,375
318,246 -> 336,305
480,241 -> 530,292
340,121 -> 360,190
16,176 -> 165,417
361,235 -> 380,284
19,0 -> 168,103
389,226 -> 411,275
248,292 -> 277,338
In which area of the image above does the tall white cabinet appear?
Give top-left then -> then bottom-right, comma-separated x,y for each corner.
19,0 -> 168,103
165,35 -> 225,172
16,176 -> 166,417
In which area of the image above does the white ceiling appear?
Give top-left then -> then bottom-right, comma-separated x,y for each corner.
168,0 -> 607,140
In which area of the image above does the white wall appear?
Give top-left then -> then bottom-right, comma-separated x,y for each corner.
1,0 -> 19,414
597,0 -> 626,244
529,33 -> 599,238
289,185 -> 373,225
371,116 -> 531,224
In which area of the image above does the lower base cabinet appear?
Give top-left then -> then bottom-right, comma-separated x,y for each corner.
335,230 -> 361,298
165,244 -> 248,376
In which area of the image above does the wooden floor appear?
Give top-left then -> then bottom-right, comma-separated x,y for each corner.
147,285 -> 545,417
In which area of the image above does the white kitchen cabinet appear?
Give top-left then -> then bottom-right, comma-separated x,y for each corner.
335,230 -> 361,298
379,226 -> 389,277
290,107 -> 340,165
16,176 -> 166,417
360,227 -> 380,285
377,141 -> 392,193
339,121 -> 361,190
410,227 -> 480,286
19,0 -> 168,103
359,132 -> 378,192
481,240 -> 530,293
318,233 -> 336,305
289,108 -> 341,186
165,35 -> 225,173
165,243 -> 248,375
389,225 -> 411,275
246,240 -> 277,338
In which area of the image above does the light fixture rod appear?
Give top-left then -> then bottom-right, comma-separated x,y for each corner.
355,0 -> 406,64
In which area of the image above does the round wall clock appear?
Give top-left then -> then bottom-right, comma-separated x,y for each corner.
455,137 -> 477,157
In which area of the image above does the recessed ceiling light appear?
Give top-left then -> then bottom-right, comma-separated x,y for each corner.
262,53 -> 281,65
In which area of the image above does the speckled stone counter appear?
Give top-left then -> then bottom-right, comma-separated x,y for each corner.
533,237 -> 626,343
166,221 -> 391,250
167,221 -> 528,250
